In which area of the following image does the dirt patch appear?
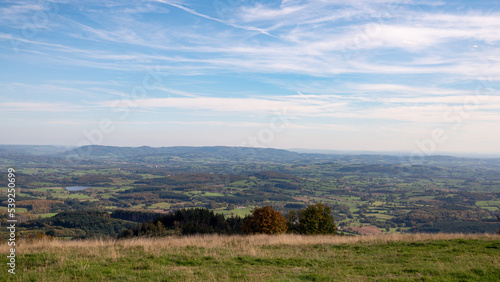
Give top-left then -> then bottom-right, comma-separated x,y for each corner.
293,197 -> 310,203
348,226 -> 382,235
153,209 -> 170,214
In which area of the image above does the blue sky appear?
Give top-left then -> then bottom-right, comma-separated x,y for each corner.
0,0 -> 499,155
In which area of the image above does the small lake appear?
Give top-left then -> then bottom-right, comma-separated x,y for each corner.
65,186 -> 90,191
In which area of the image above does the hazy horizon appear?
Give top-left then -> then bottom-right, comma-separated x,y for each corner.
1,1 -> 499,154
1,143 -> 500,158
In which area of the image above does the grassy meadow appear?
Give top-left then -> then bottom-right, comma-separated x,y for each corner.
1,233 -> 499,281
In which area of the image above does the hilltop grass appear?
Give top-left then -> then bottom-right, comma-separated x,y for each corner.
1,234 -> 499,281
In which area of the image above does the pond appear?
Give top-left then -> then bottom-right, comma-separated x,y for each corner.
65,186 -> 90,191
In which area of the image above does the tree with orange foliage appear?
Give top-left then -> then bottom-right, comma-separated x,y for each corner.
241,206 -> 288,234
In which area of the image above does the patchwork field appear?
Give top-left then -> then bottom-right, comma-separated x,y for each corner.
2,146 -> 500,240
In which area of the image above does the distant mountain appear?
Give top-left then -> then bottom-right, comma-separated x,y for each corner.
61,145 -> 306,162
289,148 -> 409,156
2,144 -> 499,168
0,145 -> 75,156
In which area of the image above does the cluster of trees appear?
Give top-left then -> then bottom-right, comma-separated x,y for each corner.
95,170 -> 302,209
390,205 -> 492,228
207,195 -> 295,205
253,171 -> 300,181
410,219 -> 500,234
133,173 -> 245,187
111,209 -> 159,223
20,211 -> 134,238
286,203 -> 337,235
67,174 -> 113,185
118,208 -> 244,238
18,198 -> 101,214
118,203 -> 336,238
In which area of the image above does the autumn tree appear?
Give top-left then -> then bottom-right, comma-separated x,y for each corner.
296,203 -> 336,235
241,206 -> 288,234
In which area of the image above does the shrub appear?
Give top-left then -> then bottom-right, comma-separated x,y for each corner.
241,206 -> 288,234
295,203 -> 336,235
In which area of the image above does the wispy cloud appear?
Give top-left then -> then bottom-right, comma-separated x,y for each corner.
3,2 -> 500,79
0,2 -> 47,27
0,102 -> 82,112
1,0 -> 499,152
349,84 -> 471,96
103,96 -> 347,115
154,0 -> 275,36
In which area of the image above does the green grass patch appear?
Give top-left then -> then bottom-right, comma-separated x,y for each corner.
371,213 -> 394,220
477,200 -> 500,207
2,235 -> 499,281
150,202 -> 172,209
37,213 -> 57,218
203,192 -> 225,197
65,193 -> 93,199
221,207 -> 253,217
0,207 -> 28,213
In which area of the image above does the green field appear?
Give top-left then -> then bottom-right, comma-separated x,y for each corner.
1,234 -> 498,281
0,207 -> 28,213
371,213 -> 393,220
150,202 -> 172,209
65,193 -> 93,199
477,201 -> 500,206
37,213 -> 57,218
203,192 -> 226,197
220,207 -> 254,217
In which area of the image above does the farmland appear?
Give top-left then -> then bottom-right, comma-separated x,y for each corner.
1,145 -> 500,239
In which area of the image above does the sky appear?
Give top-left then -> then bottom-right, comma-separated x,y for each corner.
0,0 -> 499,155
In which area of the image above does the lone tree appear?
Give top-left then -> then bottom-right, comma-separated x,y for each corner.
241,206 -> 288,234
296,203 -> 336,235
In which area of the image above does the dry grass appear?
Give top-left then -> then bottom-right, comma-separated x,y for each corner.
3,232 -> 496,254
1,233 -> 499,281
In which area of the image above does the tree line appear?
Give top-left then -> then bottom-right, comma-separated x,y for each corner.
118,203 -> 336,238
